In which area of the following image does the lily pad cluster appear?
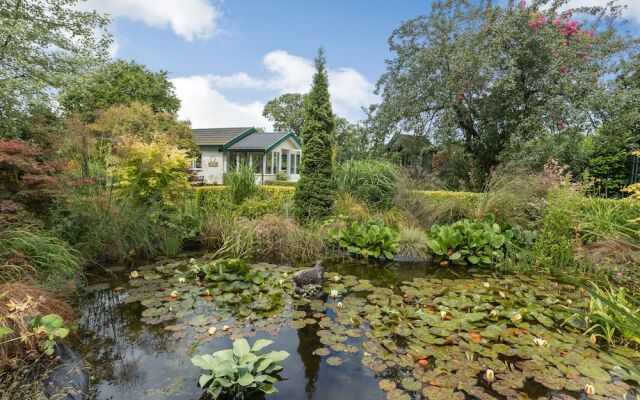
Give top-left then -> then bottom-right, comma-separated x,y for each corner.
122,258 -> 639,400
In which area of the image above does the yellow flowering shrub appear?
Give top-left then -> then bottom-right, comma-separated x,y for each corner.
109,137 -> 190,207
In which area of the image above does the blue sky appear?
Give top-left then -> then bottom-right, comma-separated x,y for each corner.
85,0 -> 639,129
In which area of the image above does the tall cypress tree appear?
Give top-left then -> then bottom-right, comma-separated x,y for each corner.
293,48 -> 336,223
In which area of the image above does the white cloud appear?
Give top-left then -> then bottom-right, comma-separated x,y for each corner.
566,0 -> 640,24
171,76 -> 272,129
83,0 -> 220,41
172,50 -> 377,129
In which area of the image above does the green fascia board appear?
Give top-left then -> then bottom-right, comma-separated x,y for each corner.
221,127 -> 256,151
265,132 -> 302,153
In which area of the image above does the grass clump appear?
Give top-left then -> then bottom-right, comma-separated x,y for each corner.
335,160 -> 400,210
254,215 -> 324,263
0,229 -> 81,283
397,226 -> 429,259
224,164 -> 256,205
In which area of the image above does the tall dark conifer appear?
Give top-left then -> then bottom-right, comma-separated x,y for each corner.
293,48 -> 336,223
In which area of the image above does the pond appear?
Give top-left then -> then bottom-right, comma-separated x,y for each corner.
72,256 -> 640,400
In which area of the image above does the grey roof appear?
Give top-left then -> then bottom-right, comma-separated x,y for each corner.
226,132 -> 295,151
192,127 -> 252,146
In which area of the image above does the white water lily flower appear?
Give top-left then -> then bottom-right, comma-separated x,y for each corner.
485,369 -> 495,382
489,309 -> 498,317
170,290 -> 179,298
499,291 -> 506,299
512,313 -> 523,323
440,310 -> 447,319
330,289 -> 339,298
189,258 -> 196,265
483,282 -> 490,288
208,327 -> 217,335
334,275 -> 341,282
337,302 -> 343,309
204,289 -> 211,296
584,384 -> 595,396
222,325 -> 230,331
533,337 -> 548,347
282,272 -> 288,278
279,279 -> 284,286
129,271 -> 139,279
178,277 -> 186,284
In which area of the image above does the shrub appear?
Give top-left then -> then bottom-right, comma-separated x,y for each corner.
426,218 -> 536,268
293,50 -> 336,224
331,220 -> 400,260
194,186 -> 294,211
398,226 -> 429,259
191,338 -> 289,398
224,164 -> 256,205
0,229 -> 81,283
274,171 -> 289,181
334,160 -> 400,210
253,215 -> 324,263
109,137 -> 190,207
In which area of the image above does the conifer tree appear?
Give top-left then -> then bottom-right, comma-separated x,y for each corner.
293,48 -> 336,223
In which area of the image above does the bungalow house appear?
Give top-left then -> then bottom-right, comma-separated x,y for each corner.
190,127 -> 302,184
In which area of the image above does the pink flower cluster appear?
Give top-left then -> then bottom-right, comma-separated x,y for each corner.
528,12 -> 547,28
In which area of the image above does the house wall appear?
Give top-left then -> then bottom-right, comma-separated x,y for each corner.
193,138 -> 302,185
193,146 -> 224,184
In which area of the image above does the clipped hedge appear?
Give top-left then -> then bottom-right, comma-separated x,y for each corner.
194,185 -> 295,217
264,180 -> 297,187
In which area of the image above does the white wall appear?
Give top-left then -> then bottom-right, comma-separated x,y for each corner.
193,146 -> 224,184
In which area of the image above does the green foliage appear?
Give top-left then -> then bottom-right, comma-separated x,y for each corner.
264,180 -> 296,187
224,164 -> 257,205
109,138 -> 191,207
397,226 -> 429,259
331,220 -> 400,260
262,93 -> 306,134
334,160 -> 400,210
29,314 -> 69,356
533,189 -> 579,270
370,0 -> 632,179
426,218 -> 536,267
90,102 -> 195,151
0,0 -> 110,138
579,284 -> 640,346
254,215 -> 324,263
60,60 -> 181,121
0,229 -> 81,283
191,338 -> 289,399
293,49 -> 336,223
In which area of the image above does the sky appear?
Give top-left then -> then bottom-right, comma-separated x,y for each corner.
82,0 -> 640,130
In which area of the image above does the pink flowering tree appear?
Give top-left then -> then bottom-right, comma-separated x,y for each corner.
369,0 -> 632,181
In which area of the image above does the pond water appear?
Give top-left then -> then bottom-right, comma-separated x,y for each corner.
71,257 -> 640,400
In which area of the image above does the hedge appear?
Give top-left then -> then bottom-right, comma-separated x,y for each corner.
194,185 -> 295,218
263,180 -> 297,187
194,186 -> 478,216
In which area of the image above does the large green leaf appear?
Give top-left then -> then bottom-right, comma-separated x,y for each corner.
237,373 -> 255,386
265,350 -> 290,363
251,339 -> 273,352
233,338 -> 251,358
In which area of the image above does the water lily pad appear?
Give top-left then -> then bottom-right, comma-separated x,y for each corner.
313,348 -> 330,356
326,356 -> 343,366
378,379 -> 396,392
401,377 -> 421,391
288,320 -> 307,329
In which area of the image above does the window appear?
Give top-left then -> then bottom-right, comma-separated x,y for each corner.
270,152 -> 280,174
192,154 -> 202,169
265,151 -> 274,174
281,153 -> 288,173
250,153 -> 263,173
291,153 -> 301,174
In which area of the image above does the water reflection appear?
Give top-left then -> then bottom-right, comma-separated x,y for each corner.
296,308 -> 323,398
